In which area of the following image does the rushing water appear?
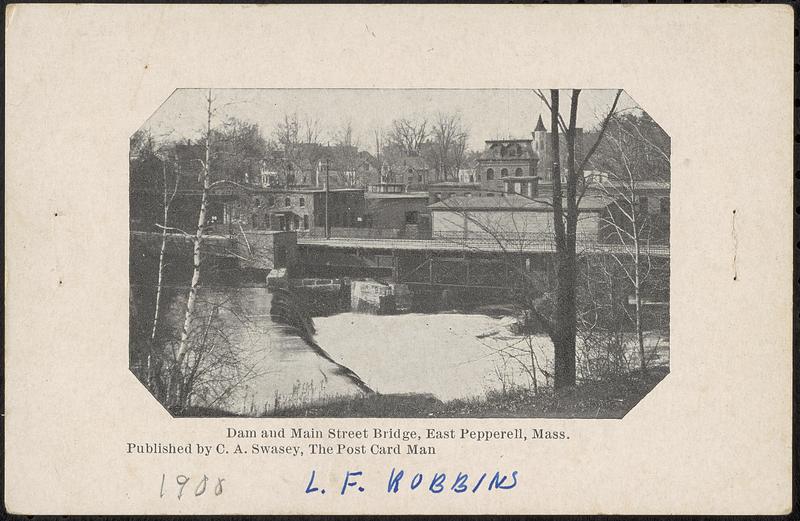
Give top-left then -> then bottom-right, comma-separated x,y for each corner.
313,313 -> 550,401
157,285 -> 668,415
160,287 -> 366,415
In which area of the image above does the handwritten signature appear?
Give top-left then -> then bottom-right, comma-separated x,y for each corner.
306,468 -> 518,495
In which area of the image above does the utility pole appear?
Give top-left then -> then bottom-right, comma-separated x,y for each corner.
325,158 -> 330,239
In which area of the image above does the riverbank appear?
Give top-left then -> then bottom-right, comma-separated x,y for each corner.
268,365 -> 669,418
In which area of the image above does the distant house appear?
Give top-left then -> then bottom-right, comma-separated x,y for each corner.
221,185 -> 367,234
384,154 -> 431,190
428,193 -> 613,242
365,183 -> 431,238
313,149 -> 381,189
591,180 -> 670,245
474,137 -> 539,194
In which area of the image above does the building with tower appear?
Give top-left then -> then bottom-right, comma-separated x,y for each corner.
532,115 -> 549,181
531,114 -> 585,184
474,137 -> 539,195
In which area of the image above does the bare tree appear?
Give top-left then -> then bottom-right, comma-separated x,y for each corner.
168,90 -> 217,407
429,196 -> 560,393
587,113 -> 670,374
273,112 -> 301,187
303,114 -> 322,145
428,112 -> 469,181
576,254 -> 631,379
334,119 -> 361,187
167,91 -> 264,408
530,88 -> 622,390
387,117 -> 428,156
149,154 -> 179,384
372,125 -> 383,162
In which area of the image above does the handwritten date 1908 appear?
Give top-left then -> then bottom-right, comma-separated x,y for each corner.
160,473 -> 225,499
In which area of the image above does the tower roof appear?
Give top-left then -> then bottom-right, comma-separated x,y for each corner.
534,115 -> 547,132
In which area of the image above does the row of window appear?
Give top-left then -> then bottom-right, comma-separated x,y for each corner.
484,167 -> 525,181
254,213 -> 310,231
253,196 -> 306,208
490,144 -> 524,158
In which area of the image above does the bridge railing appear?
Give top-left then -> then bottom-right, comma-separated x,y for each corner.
298,230 -> 670,256
130,230 -> 239,257
298,227 -> 404,240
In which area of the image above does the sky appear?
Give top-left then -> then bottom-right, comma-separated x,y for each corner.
138,89 -> 641,152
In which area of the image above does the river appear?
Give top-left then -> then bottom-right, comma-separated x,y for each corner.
155,285 -> 667,416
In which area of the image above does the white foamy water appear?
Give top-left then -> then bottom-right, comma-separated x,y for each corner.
313,312 -> 552,401
163,288 -> 668,412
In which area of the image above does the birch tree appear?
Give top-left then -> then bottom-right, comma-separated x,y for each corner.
169,90 -> 215,408
588,112 -> 670,374
148,153 -> 179,393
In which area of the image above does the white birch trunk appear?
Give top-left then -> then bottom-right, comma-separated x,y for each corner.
150,161 -> 178,343
170,90 -> 213,406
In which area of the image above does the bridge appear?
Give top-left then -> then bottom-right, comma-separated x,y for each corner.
295,232 -> 669,292
297,234 -> 670,257
131,229 -> 669,292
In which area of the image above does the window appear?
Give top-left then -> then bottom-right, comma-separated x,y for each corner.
299,197 -> 305,207
515,167 -> 523,176
486,193 -> 494,197
501,168 -> 509,177
476,173 -> 481,182
265,213 -> 271,229
660,197 -> 669,214
418,174 -> 423,183
486,168 -> 494,180
267,195 -> 275,207
405,211 -> 419,224
303,215 -> 309,229
293,215 -> 300,230
284,197 -> 291,207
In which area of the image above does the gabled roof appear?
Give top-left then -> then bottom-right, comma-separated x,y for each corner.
389,154 -> 430,171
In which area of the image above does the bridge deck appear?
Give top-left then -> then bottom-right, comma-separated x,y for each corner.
297,236 -> 670,257
132,230 -> 669,258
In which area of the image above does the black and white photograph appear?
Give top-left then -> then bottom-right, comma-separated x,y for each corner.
129,88 -> 671,418
7,4 -> 793,516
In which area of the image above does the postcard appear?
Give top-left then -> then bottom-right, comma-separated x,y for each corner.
4,4 -> 793,515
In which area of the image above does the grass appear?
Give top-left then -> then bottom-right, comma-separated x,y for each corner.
267,365 -> 669,419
